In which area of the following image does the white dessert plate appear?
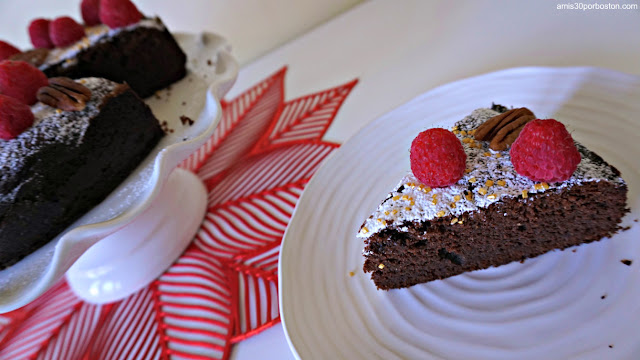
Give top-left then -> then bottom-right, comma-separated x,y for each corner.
0,32 -> 238,312
279,67 -> 640,359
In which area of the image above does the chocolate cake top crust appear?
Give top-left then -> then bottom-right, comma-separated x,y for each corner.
358,108 -> 626,239
40,17 -> 166,72
0,77 -> 120,200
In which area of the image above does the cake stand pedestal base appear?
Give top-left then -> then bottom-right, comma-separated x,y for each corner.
66,168 -> 207,304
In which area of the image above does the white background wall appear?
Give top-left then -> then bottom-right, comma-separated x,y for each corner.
0,0 -> 364,65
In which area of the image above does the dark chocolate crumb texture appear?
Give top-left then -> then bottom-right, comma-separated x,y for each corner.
0,77 -> 164,269
358,107 -> 628,290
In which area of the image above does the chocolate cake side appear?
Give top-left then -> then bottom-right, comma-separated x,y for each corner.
363,179 -> 627,290
41,20 -> 186,98
0,79 -> 164,268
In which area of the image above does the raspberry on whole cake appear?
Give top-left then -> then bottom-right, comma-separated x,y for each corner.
0,41 -> 21,61
49,16 -> 86,48
0,60 -> 50,105
358,105 -> 628,290
0,94 -> 34,139
28,19 -> 55,49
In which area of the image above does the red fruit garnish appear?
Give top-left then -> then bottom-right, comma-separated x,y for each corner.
0,94 -> 35,140
49,17 -> 86,48
28,18 -> 55,49
0,60 -> 49,105
81,0 -> 102,26
410,128 -> 467,188
510,119 -> 581,182
100,0 -> 143,29
0,41 -> 21,61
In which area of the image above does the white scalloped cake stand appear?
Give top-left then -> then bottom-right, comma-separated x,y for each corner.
0,32 -> 238,312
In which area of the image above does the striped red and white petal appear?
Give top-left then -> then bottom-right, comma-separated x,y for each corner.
192,67 -> 286,180
185,78 -> 358,341
154,247 -> 235,360
84,248 -> 235,360
193,140 -> 338,339
253,78 -> 358,152
196,141 -> 338,259
0,303 -> 33,347
181,67 -> 287,173
228,243 -> 281,342
0,281 -> 108,360
86,288 -> 163,360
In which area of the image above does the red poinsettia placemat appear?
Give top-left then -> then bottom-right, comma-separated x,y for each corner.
0,67 -> 357,360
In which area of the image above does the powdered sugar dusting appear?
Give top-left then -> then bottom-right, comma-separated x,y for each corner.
0,77 -> 118,200
358,107 -> 625,238
41,18 -> 166,70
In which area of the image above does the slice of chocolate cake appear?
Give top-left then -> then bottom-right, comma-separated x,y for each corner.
358,106 -> 628,290
0,77 -> 164,268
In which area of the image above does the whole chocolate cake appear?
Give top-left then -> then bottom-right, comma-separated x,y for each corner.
0,77 -> 164,268
358,106 -> 628,290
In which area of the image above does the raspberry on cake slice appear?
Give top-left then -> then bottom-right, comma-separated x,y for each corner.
358,105 -> 628,290
410,128 -> 467,188
510,118 -> 581,182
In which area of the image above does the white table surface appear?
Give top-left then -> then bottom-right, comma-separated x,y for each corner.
1,1 -> 640,359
